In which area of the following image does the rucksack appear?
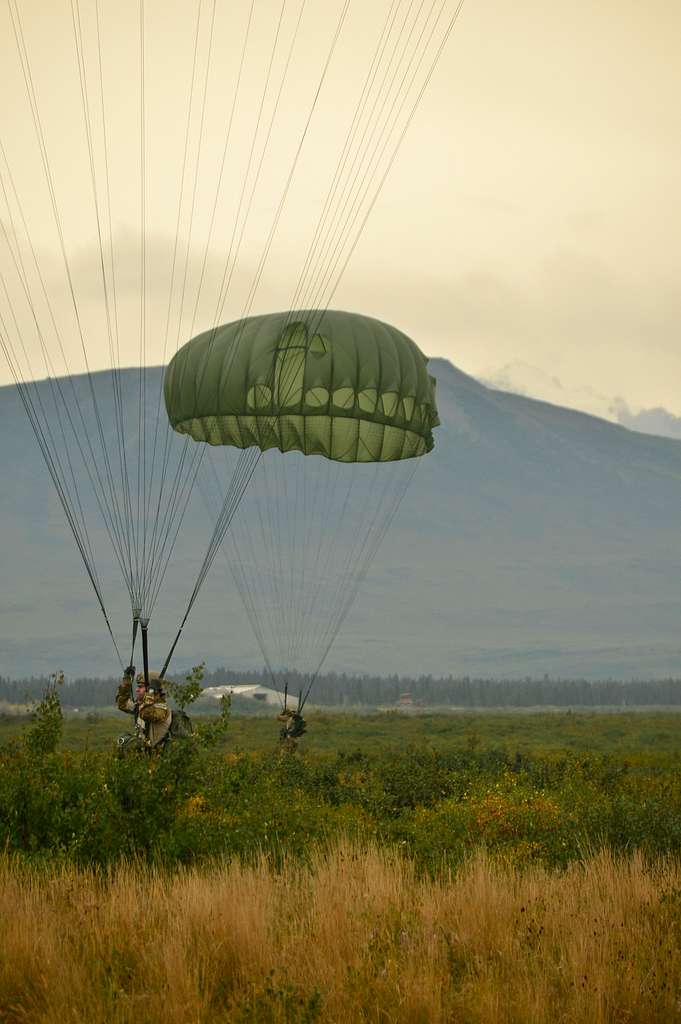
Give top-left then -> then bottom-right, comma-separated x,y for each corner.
169,710 -> 194,739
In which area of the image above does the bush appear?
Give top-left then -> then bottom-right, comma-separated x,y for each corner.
3,686 -> 681,870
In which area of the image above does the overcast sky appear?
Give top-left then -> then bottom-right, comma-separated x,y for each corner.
1,0 -> 679,418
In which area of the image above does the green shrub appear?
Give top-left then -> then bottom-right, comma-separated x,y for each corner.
3,685 -> 681,870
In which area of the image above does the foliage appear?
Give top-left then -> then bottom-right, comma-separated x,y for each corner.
23,670 -> 64,758
2,689 -> 681,872
6,707 -> 681,762
165,661 -> 205,711
228,971 -> 323,1023
4,666 -> 681,709
4,688 -> 681,872
193,693 -> 232,749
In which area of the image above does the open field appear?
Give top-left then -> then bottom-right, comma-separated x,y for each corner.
2,708 -> 681,759
2,844 -> 681,1023
3,707 -> 681,870
3,706 -> 681,1020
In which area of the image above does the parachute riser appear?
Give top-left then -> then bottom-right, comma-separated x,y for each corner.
140,618 -> 150,688
130,609 -> 142,666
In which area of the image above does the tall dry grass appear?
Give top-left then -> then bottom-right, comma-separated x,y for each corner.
1,844 -> 680,1023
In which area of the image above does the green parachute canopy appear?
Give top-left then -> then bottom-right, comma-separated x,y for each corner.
164,310 -> 439,463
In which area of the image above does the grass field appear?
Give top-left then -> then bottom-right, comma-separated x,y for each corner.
2,844 -> 680,1023
3,706 -> 681,1020
2,707 -> 681,759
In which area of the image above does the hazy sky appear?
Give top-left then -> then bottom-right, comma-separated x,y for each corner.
1,0 -> 680,417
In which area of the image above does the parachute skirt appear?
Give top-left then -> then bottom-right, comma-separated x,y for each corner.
172,413 -> 430,463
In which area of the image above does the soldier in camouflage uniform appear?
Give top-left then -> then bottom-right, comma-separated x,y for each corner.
116,668 -> 172,752
277,707 -> 307,750
138,673 -> 173,750
116,665 -> 147,752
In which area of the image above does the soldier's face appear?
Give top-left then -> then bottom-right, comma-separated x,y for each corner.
136,684 -> 147,701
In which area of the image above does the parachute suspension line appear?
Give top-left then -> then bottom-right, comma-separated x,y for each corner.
92,0 -> 135,602
60,0 -> 213,621
299,457 -> 419,711
169,0 -> 409,667
208,456 -> 282,695
5,0 -> 140,603
291,459 -> 377,697
317,459 -> 418,686
132,0 -> 297,626
168,0 -> 351,656
206,0 -> 374,395
0,171 -> 133,598
0,316 -> 124,670
143,442 -> 208,619
180,0 -> 349,593
217,432 -> 421,714
0,151 -> 134,595
290,0 -> 425,320
209,0 -> 292,331
226,454 -> 342,696
160,445 -> 262,679
306,0 -> 459,330
76,0 -> 210,618
0,196 -> 100,584
77,0 -> 209,614
146,0 -> 307,652
310,0 -> 466,334
285,0 -> 403,320
138,0 -> 148,614
171,0 -> 455,684
141,0 -> 249,625
186,0 -> 346,421
0,161 -> 137,609
276,0 -> 466,341
191,0 -> 297,405
70,0 -> 137,599
187,0 -> 256,341
144,0 -> 218,605
11,0 -> 132,581
292,448 -> 344,667
7,0 -> 226,629
289,455 -> 359,678
230,0 -> 352,335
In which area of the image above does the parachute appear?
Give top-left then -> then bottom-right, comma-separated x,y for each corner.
165,309 -> 439,711
164,309 -> 439,461
0,1 -> 460,679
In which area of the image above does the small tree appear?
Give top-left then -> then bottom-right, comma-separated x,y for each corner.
166,661 -> 231,748
195,692 -> 231,749
166,662 -> 205,711
24,670 -> 64,757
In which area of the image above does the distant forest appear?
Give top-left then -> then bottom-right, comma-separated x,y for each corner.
1,667 -> 680,709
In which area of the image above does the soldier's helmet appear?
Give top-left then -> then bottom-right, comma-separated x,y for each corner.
136,670 -> 166,697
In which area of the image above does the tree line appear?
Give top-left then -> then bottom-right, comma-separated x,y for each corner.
1,667 -> 680,709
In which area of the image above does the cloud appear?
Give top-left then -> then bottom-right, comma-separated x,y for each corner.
481,360 -> 619,422
481,360 -> 681,442
613,403 -> 681,442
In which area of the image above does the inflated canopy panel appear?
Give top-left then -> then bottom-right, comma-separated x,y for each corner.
164,310 -> 439,463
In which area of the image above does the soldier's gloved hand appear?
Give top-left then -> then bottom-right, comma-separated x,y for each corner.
117,678 -> 132,700
124,664 -> 136,679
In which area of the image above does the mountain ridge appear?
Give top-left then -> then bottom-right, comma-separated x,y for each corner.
2,359 -> 680,680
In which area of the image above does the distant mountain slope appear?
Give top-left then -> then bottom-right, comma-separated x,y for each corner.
1,360 -> 680,680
